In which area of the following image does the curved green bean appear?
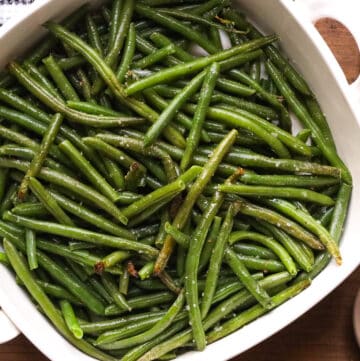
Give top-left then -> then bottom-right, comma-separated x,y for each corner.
229,231 -> 297,275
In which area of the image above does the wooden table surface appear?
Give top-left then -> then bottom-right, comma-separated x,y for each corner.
1,15 -> 359,361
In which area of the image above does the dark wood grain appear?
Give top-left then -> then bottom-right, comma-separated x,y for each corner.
1,14 -> 359,361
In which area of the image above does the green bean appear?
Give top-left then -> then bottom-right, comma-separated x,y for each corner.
101,251 -> 131,269
81,310 -> 167,334
103,290 -> 185,350
87,277 -> 114,305
105,291 -> 175,316
0,169 -> 8,204
119,267 -> 130,295
201,204 -> 237,321
198,215 -> 222,271
164,222 -> 190,248
135,34 -> 166,59
155,210 -> 170,248
60,300 -> 84,339
305,97 -> 336,150
236,199 -> 324,250
0,219 -> 24,237
155,130 -> 237,274
34,239 -> 120,275
131,223 -> 160,239
25,229 -> 38,270
82,137 -> 141,171
206,279 -> 310,343
42,55 -> 80,101
263,198 -> 341,265
227,67 -> 289,118
103,158 -> 125,191
142,89 -> 210,142
122,179 -> 185,218
216,77 -> 256,97
86,14 -> 104,57
212,273 -> 264,305
59,139 -> 123,203
57,56 -> 87,71
121,320 -> 187,361
47,190 -> 134,239
0,183 -> 17,216
136,272 -> 292,360
203,106 -> 290,158
3,240 -> 116,361
8,62 -> 145,129
29,177 -> 74,226
265,60 -> 351,184
229,231 -> 297,275
125,35 -> 278,95
101,273 -> 131,312
225,246 -> 274,309
212,92 -> 278,120
158,271 -> 181,294
145,70 -> 205,146
128,197 -> 171,228
124,162 -> 146,192
158,8 -> 241,35
96,317 -> 171,347
135,4 -> 218,54
215,104 -> 313,157
92,0 -> 135,95
68,241 -> 97,251
139,262 -> 155,280
67,101 -> 123,116
219,183 -> 335,206
62,70 -> 92,103
239,171 -> 339,188
107,0 -> 123,55
232,242 -> 277,259
3,212 -> 158,258
150,32 -> 194,63
181,63 -> 219,171
23,62 -> 63,100
134,44 -> 176,69
122,165 -> 202,219
132,155 -> 166,184
18,113 -> 63,200
66,260 -> 90,282
252,220 -> 313,272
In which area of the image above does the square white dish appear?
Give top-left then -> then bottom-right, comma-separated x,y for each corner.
0,0 -> 359,360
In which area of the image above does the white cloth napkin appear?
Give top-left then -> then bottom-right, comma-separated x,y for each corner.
0,0 -> 35,26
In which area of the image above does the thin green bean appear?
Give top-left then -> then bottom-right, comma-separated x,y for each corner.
181,63 -> 219,170
18,113 -> 63,200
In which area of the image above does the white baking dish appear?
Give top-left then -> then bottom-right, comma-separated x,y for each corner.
0,0 -> 359,360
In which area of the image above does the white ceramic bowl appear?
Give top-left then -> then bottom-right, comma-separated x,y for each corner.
0,0 -> 359,360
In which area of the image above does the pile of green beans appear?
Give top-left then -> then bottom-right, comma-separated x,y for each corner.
0,1 -> 351,360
